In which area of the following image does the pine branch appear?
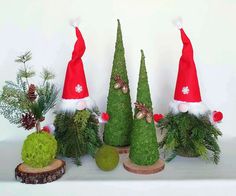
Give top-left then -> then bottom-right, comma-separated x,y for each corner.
0,102 -> 22,124
0,51 -> 59,131
15,51 -> 32,64
74,110 -> 90,130
16,74 -> 27,93
30,102 -> 43,120
54,110 -> 102,165
157,112 -> 222,164
15,52 -> 35,87
41,68 -> 55,85
18,68 -> 35,79
36,82 -> 59,115
0,83 -> 30,112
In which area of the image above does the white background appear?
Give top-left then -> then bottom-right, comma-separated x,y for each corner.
0,0 -> 235,140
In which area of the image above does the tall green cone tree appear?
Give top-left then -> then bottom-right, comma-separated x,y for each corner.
129,50 -> 159,165
103,20 -> 133,147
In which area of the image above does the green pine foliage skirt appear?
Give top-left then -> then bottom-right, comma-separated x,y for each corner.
54,109 -> 102,165
157,112 -> 222,164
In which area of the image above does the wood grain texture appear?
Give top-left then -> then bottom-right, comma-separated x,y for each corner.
15,159 -> 66,184
123,158 -> 165,174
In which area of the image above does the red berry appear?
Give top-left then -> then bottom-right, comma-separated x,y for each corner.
41,126 -> 50,133
102,112 -> 110,121
153,114 -> 164,123
213,111 -> 223,123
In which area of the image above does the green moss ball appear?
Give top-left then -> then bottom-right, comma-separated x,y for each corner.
21,132 -> 57,168
95,145 -> 119,171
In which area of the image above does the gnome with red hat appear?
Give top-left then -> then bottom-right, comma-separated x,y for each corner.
59,21 -> 96,112
157,20 -> 223,164
53,20 -> 104,165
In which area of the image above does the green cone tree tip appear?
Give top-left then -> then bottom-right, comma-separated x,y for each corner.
129,50 -> 159,166
103,20 -> 133,147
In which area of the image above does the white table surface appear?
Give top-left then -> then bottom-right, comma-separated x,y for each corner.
1,138 -> 236,196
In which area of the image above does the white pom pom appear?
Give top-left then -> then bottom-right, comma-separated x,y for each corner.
173,17 -> 183,29
178,103 -> 188,113
69,17 -> 80,27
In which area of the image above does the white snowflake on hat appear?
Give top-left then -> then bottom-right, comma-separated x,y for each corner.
182,86 -> 189,95
75,84 -> 83,93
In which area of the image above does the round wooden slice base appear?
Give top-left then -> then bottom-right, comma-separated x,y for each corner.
116,146 -> 129,154
15,159 -> 66,184
123,158 -> 165,174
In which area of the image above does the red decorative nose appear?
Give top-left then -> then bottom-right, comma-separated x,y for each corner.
213,111 -> 223,123
153,114 -> 164,123
102,112 -> 110,122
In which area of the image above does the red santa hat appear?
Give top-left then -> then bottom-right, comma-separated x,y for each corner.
59,25 -> 96,112
170,21 -> 208,115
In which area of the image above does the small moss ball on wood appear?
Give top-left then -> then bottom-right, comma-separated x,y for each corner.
95,145 -> 119,171
21,132 -> 57,168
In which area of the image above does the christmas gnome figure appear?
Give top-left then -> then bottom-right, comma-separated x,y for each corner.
54,21 -> 104,165
157,20 -> 223,164
60,22 -> 95,112
123,50 -> 164,174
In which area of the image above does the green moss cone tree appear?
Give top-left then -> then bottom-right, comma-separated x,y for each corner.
103,20 -> 133,147
129,50 -> 159,165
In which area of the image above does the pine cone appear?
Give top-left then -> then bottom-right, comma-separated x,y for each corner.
21,113 -> 36,130
27,84 -> 37,101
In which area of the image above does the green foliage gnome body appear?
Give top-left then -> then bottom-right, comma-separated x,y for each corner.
124,51 -> 164,174
103,20 -> 133,148
54,23 -> 102,165
157,22 -> 223,164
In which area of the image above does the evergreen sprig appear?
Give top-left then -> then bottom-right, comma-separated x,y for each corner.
0,51 -> 58,131
41,68 -> 55,84
37,82 -> 59,115
157,112 -> 222,164
54,109 -> 102,165
18,68 -> 35,79
15,51 -> 32,64
0,79 -> 31,124
15,51 -> 35,86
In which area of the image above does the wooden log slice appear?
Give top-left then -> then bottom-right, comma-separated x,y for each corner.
123,158 -> 165,174
15,159 -> 66,184
116,146 -> 129,154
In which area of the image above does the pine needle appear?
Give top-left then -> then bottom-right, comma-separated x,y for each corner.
18,68 -> 35,79
54,110 -> 102,165
41,68 -> 55,83
15,51 -> 32,64
157,112 -> 222,164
